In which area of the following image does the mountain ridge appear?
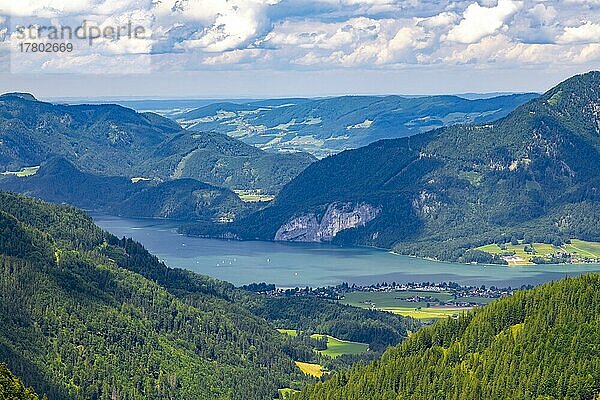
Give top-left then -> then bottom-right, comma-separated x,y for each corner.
0,157 -> 250,221
0,95 -> 313,193
188,71 -> 600,262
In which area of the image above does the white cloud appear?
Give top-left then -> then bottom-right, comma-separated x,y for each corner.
573,43 -> 600,62
418,12 -> 460,28
39,53 -> 152,73
203,48 -> 269,64
557,21 -> 600,43
156,0 -> 280,52
265,18 -> 385,51
529,3 -> 557,24
0,0 -> 598,73
443,33 -> 591,65
446,0 -> 523,44
563,0 -> 600,6
268,17 -> 430,66
0,0 -> 150,18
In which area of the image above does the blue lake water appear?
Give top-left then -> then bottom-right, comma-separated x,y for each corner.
94,214 -> 600,288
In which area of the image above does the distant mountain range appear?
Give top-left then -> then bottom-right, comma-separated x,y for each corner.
189,71 -> 600,261
0,93 -> 313,194
54,98 -> 266,119
1,74 -> 597,260
173,93 -> 538,157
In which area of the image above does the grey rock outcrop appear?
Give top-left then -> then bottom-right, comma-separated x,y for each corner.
274,202 -> 380,242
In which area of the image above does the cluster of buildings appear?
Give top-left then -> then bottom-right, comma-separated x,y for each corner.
245,280 -> 525,304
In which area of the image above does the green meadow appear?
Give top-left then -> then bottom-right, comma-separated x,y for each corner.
340,291 -> 475,320
278,329 -> 369,358
233,189 -> 274,203
294,361 -> 325,378
341,290 -> 454,309
564,239 -> 600,259
1,166 -> 40,177
278,388 -> 300,399
277,329 -> 298,337
310,334 -> 369,358
476,239 -> 600,264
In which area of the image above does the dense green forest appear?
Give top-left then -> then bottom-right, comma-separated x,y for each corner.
0,157 -> 252,222
193,71 -> 600,262
0,191 -> 416,399
0,192 -> 309,399
294,273 -> 600,400
0,363 -> 42,400
0,93 -> 313,193
243,297 -> 420,352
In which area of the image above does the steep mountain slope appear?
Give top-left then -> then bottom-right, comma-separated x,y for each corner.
0,157 -> 248,221
0,363 -> 41,400
191,72 -> 600,261
176,94 -> 537,157
143,131 -> 315,193
0,93 -> 179,175
0,192 -> 418,399
295,273 -> 600,400
0,94 -> 313,193
0,191 -> 314,399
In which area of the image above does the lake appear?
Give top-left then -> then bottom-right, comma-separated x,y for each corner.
94,214 -> 600,288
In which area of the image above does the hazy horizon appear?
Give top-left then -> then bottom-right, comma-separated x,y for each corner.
39,90 -> 538,102
1,67 -> 592,100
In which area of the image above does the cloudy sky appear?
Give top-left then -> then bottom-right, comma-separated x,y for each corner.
0,0 -> 598,98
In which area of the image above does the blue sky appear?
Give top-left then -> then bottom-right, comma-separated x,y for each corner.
0,0 -> 598,98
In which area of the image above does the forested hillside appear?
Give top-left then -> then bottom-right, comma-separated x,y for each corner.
0,93 -> 313,193
0,192 -> 417,399
243,296 -> 420,352
0,363 -> 41,400
198,71 -> 600,261
0,191 -> 312,399
141,131 -> 315,193
0,157 -> 250,222
295,274 -> 600,400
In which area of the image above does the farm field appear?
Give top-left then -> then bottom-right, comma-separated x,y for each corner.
341,290 -> 454,310
1,166 -> 40,177
382,306 -> 471,320
477,242 -> 553,264
455,296 -> 496,305
278,329 -> 369,358
564,239 -> 600,259
277,329 -> 298,337
476,239 -> 600,264
278,388 -> 299,399
340,291 -> 472,320
294,361 -> 325,378
233,189 -> 274,203
310,334 -> 369,358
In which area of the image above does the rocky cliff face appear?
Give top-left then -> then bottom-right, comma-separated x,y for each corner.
274,202 -> 380,242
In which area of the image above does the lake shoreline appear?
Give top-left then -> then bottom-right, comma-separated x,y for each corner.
91,211 -> 599,268
92,214 -> 600,289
